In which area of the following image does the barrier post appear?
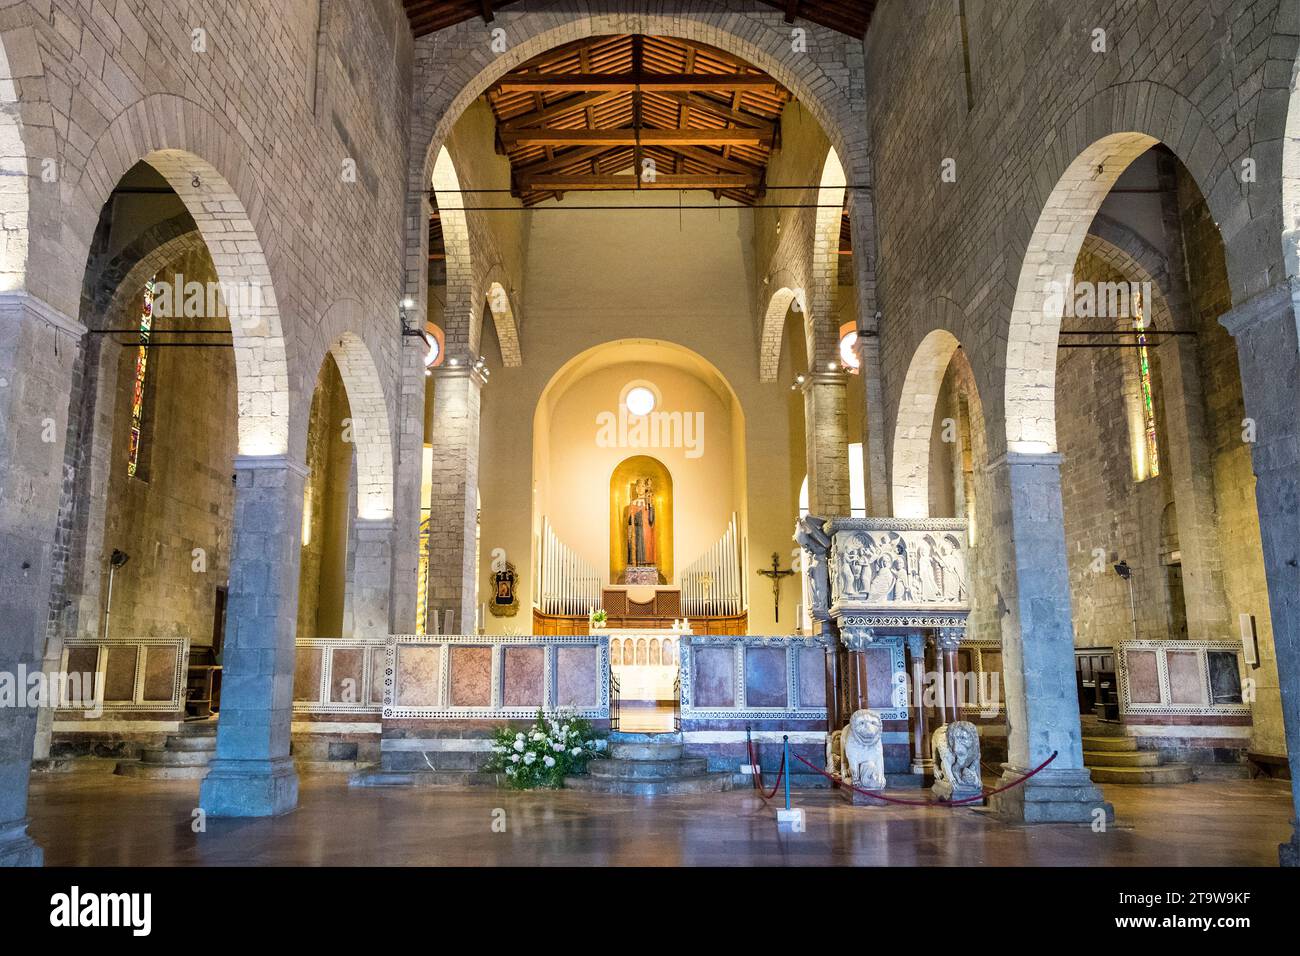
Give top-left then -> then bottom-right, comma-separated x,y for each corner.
776,734 -> 804,831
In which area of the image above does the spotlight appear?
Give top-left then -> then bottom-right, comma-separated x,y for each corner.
1112,560 -> 1131,580
401,296 -> 415,311
110,549 -> 130,568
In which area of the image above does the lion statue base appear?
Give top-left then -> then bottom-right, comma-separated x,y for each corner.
931,720 -> 982,801
840,709 -> 886,791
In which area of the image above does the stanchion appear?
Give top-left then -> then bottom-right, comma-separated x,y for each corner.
775,735 -> 804,830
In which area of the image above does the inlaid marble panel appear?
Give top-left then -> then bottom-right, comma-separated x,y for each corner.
1126,650 -> 1160,703
104,648 -> 137,702
744,647 -> 788,708
503,646 -> 545,707
369,646 -> 386,704
693,646 -> 736,708
1166,651 -> 1205,705
798,646 -> 825,708
142,647 -> 177,701
396,645 -> 442,707
863,645 -> 893,710
329,647 -> 365,704
450,645 -> 493,707
294,646 -> 324,702
64,647 -> 99,705
556,646 -> 598,707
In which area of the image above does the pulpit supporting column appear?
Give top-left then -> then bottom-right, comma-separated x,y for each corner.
938,628 -> 962,725
907,632 -> 931,776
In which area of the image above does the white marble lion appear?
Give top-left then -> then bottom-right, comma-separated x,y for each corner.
931,720 -> 982,799
840,709 -> 886,790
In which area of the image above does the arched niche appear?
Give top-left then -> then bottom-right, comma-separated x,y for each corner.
609,454 -> 674,585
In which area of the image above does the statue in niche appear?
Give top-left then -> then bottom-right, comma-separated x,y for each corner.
938,539 -> 967,603
624,477 -> 658,568
931,721 -> 982,800
840,709 -> 886,790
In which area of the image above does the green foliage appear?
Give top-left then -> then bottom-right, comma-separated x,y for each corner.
484,710 -> 601,790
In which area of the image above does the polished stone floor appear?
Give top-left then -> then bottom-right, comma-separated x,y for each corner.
25,768 -> 1292,866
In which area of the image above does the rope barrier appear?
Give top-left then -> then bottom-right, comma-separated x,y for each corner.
746,731 -> 787,801
792,750 -> 1059,808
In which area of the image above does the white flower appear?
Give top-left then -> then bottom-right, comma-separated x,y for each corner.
515,732 -> 525,741
543,755 -> 556,768
510,753 -> 520,763
570,747 -> 581,756
513,739 -> 525,752
561,725 -> 570,735
523,751 -> 536,765
553,743 -> 564,752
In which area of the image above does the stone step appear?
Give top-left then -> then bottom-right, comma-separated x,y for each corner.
607,741 -> 685,761
608,731 -> 682,745
113,762 -> 209,781
138,748 -> 213,767
1084,749 -> 1159,768
564,772 -> 734,796
588,757 -> 707,780
295,759 -> 371,774
165,735 -> 218,753
1089,764 -> 1193,785
176,721 -> 219,737
349,768 -> 499,788
1081,735 -> 1138,752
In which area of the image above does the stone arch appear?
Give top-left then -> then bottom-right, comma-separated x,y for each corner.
484,278 -> 522,367
406,4 -> 872,314
1284,38 -> 1300,277
432,145 -> 475,362
810,148 -> 847,366
1003,91 -> 1244,455
325,330 -> 395,521
759,286 -> 806,382
892,329 -> 962,520
0,35 -> 29,293
91,220 -> 205,322
1081,215 -> 1179,332
67,96 -> 292,458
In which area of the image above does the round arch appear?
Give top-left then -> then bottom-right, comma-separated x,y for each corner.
0,36 -> 29,292
432,145 -> 475,363
326,330 -> 396,521
759,286 -> 807,382
810,148 -> 847,366
1002,83 -> 1244,456
892,329 -> 963,519
484,279 -> 522,367
67,96 -> 292,458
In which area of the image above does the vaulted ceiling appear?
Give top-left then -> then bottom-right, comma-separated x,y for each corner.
485,34 -> 792,206
401,1 -> 875,40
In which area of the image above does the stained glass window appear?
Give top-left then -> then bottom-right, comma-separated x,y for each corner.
126,278 -> 156,480
1134,290 -> 1160,479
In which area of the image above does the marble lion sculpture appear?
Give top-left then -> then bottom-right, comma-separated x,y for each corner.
931,720 -> 982,799
840,709 -> 886,790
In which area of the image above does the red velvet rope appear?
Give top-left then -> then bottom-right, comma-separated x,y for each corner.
792,750 -> 1059,808
746,734 -> 787,801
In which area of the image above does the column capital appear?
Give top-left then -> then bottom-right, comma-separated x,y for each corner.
983,450 -> 1063,473
354,517 -> 395,536
233,453 -> 309,478
0,291 -> 87,340
1220,277 -> 1300,338
429,362 -> 488,388
801,367 -> 847,392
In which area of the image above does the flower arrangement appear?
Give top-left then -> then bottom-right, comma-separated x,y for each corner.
484,710 -> 600,789
588,608 -> 608,629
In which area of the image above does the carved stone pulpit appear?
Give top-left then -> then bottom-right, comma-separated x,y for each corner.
816,517 -> 972,782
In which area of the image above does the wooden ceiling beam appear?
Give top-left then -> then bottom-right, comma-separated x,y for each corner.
498,91 -> 621,129
655,90 -> 773,128
490,73 -> 780,93
518,173 -> 760,192
501,128 -> 772,147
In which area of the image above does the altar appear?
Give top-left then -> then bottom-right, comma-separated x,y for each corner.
606,624 -> 690,700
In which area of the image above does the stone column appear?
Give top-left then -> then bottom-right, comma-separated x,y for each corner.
856,331 -> 890,515
937,628 -> 962,725
1155,336 -> 1229,639
985,452 -> 1113,824
391,328 -> 428,633
1219,279 -> 1300,866
425,365 -> 483,633
200,454 -> 308,817
351,518 -> 393,635
0,293 -> 85,866
802,370 -> 850,515
907,631 -> 931,775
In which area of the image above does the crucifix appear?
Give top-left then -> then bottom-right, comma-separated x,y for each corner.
757,551 -> 796,622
